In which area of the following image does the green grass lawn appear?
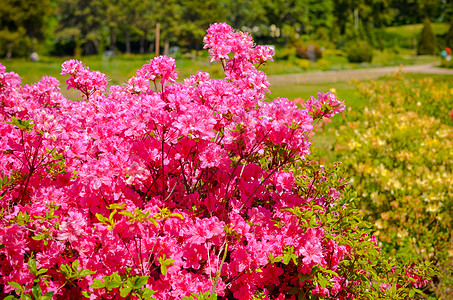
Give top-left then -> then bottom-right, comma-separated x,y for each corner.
385,23 -> 449,39
384,22 -> 450,49
1,48 -> 440,88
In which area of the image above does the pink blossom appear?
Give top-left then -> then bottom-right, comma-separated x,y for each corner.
57,211 -> 86,242
136,55 -> 177,85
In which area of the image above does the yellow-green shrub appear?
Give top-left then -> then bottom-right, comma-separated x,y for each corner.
327,72 -> 453,298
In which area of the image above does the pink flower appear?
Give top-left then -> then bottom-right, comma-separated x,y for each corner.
300,240 -> 324,265
184,217 -> 224,245
379,282 -> 391,291
57,211 -> 86,242
312,285 -> 329,297
198,142 -> 229,169
61,59 -> 84,75
275,172 -> 295,192
136,55 -> 177,85
251,45 -> 274,64
203,23 -> 234,62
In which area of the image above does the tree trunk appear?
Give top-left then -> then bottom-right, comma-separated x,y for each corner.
140,34 -> 146,54
125,27 -> 131,54
110,30 -> 117,52
155,22 -> 160,56
75,37 -> 83,58
164,39 -> 169,56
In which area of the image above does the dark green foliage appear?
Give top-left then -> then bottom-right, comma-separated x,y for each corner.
417,18 -> 436,55
446,20 -> 453,48
0,0 -> 52,57
1,0 -> 451,57
345,41 -> 373,63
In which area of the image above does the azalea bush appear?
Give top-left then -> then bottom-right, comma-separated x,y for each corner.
0,24 -> 434,299
330,72 -> 453,298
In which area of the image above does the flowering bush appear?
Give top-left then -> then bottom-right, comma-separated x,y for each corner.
0,24 -> 433,299
329,72 -> 452,298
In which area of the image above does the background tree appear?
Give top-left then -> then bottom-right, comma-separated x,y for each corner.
0,0 -> 52,57
149,0 -> 183,55
177,0 -> 227,50
54,0 -> 104,56
260,0 -> 307,45
116,0 -> 146,54
225,0 -> 267,28
417,17 -> 437,55
389,0 -> 444,25
445,19 -> 453,48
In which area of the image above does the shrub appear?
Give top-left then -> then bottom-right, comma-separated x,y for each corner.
345,41 -> 373,63
445,20 -> 453,48
0,24 -> 434,299
296,58 -> 311,70
274,46 -> 296,61
330,72 -> 453,298
417,18 -> 437,55
295,41 -> 323,61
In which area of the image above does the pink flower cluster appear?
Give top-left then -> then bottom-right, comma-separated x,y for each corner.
61,59 -> 108,100
0,23 -> 428,299
297,92 -> 346,119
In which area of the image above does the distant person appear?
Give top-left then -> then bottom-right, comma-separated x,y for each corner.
30,52 -> 39,62
446,47 -> 451,61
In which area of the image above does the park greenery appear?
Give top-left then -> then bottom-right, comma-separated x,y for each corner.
315,72 -> 453,298
1,0 -> 453,61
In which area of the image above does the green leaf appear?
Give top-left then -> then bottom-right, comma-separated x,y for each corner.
90,278 -> 105,289
96,213 -> 108,223
8,281 -> 22,290
4,296 -> 18,300
79,269 -> 97,278
142,288 -> 157,299
160,265 -> 168,276
6,117 -> 35,131
120,287 -> 132,298
20,293 -> 32,300
299,273 -> 311,282
318,277 -> 330,289
32,234 -> 46,241
72,259 -> 80,271
134,276 -> 149,288
36,268 -> 48,276
109,203 -> 126,210
159,255 -> 175,275
82,291 -> 91,298
169,212 -> 184,219
118,210 -> 134,218
32,283 -> 42,299
109,210 -> 117,221
28,257 -> 37,274
59,264 -> 70,275
43,291 -> 55,300
283,254 -> 291,265
208,293 -> 217,300
106,272 -> 122,290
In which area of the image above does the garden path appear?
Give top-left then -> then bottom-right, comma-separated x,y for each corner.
268,63 -> 453,85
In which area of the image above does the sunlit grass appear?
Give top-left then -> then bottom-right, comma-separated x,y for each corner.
385,23 -> 449,38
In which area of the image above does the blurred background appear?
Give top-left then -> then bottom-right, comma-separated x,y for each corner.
1,0 -> 453,86
1,0 -> 452,57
